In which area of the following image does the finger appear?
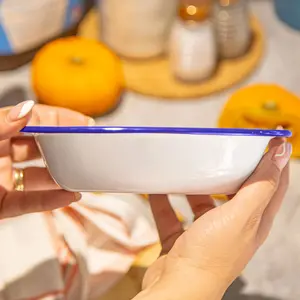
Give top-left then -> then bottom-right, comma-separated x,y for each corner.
227,139 -> 292,227
263,163 -> 289,220
0,102 -> 35,190
12,104 -> 95,162
223,139 -> 284,201
22,167 -> 59,191
32,104 -> 95,126
11,137 -> 40,162
257,163 -> 289,243
0,100 -> 35,140
187,195 -> 215,220
149,194 -> 184,255
269,136 -> 285,148
0,190 -> 82,219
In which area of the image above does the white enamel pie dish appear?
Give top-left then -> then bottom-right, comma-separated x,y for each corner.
21,126 -> 292,195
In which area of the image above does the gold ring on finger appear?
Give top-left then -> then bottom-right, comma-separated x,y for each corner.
13,168 -> 25,192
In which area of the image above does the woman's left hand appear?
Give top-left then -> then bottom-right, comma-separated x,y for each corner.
0,101 -> 94,219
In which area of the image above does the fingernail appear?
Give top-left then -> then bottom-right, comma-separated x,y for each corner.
7,100 -> 35,122
88,118 -> 96,126
272,142 -> 292,170
74,193 -> 82,201
275,126 -> 287,142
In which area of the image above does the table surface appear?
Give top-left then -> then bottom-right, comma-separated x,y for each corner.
1,0 -> 300,299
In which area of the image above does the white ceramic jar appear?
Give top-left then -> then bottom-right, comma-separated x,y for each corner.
99,0 -> 179,59
169,18 -> 217,82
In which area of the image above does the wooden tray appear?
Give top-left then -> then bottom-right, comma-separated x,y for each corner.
79,10 -> 264,99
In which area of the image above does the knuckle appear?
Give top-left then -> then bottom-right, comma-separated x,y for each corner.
267,176 -> 278,190
260,162 -> 281,191
244,209 -> 263,233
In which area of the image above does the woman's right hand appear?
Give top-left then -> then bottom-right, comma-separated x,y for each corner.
136,137 -> 291,300
0,100 -> 93,219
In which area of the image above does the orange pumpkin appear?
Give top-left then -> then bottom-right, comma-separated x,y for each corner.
218,84 -> 300,157
32,37 -> 124,116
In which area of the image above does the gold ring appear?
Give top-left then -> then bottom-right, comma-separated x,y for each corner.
13,169 -> 24,191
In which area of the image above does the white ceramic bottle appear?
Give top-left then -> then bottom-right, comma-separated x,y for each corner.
99,0 -> 179,59
169,0 -> 217,82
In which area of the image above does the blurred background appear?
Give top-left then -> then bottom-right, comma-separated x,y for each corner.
1,0 -> 300,299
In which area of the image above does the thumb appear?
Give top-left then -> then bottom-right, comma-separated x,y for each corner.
226,139 -> 292,227
0,100 -> 35,140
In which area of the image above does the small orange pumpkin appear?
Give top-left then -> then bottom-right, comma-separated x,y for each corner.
31,37 -> 124,116
218,84 -> 300,157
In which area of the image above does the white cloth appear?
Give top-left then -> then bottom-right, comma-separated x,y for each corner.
0,193 -> 158,300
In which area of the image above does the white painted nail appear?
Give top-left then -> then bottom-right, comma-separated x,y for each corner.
17,100 -> 35,119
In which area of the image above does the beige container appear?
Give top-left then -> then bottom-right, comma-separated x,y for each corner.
214,0 -> 252,59
99,0 -> 179,59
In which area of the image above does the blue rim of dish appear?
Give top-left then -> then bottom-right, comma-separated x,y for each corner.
20,126 -> 292,137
